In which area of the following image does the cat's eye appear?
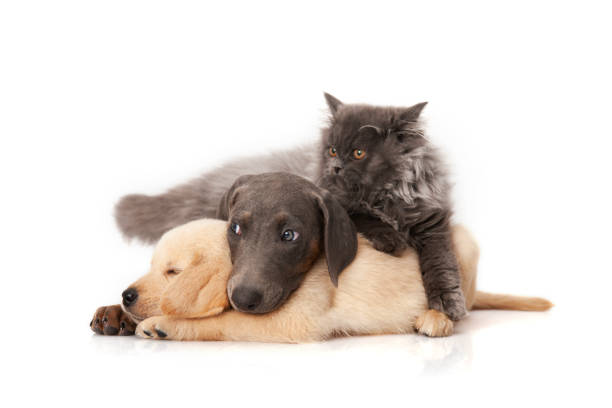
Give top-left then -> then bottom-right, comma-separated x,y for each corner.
281,229 -> 299,242
230,223 -> 242,236
353,149 -> 366,160
329,147 -> 337,157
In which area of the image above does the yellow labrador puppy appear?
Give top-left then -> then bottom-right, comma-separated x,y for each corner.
123,219 -> 551,342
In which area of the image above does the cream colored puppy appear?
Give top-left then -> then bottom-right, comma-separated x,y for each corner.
121,219 -> 232,323
125,219 -> 551,342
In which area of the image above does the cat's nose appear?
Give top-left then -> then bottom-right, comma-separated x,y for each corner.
333,166 -> 343,175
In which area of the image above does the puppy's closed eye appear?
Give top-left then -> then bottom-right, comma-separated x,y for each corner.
165,269 -> 180,277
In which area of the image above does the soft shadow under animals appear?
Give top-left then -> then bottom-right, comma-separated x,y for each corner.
90,326 -> 476,376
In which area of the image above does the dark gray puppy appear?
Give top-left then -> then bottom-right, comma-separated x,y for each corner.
217,172 -> 357,314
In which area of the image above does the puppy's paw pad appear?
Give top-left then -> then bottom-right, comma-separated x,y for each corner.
136,317 -> 170,340
90,308 -> 106,334
119,318 -> 136,336
136,325 -> 155,339
415,309 -> 454,337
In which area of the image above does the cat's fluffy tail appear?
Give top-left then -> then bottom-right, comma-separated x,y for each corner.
116,193 -> 178,244
115,179 -> 219,244
472,291 -> 553,311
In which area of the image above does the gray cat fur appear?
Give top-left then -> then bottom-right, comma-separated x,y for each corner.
318,93 -> 467,321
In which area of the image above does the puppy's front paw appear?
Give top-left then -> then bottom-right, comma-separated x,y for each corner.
429,289 -> 468,322
90,305 -> 136,336
136,317 -> 176,340
415,309 -> 454,337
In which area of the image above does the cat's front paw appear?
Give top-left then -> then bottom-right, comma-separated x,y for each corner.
429,289 -> 468,322
364,231 -> 407,255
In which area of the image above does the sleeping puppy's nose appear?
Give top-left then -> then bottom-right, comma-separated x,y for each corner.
231,286 -> 263,312
122,288 -> 138,307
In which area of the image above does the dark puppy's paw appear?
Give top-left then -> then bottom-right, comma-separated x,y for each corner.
90,305 -> 137,336
429,289 -> 468,322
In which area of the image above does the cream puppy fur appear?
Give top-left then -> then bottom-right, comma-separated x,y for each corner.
125,219 -> 552,342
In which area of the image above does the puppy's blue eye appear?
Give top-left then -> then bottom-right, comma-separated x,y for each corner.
230,223 -> 241,235
281,230 -> 299,241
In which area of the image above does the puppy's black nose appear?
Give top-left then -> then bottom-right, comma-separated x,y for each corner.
231,286 -> 263,312
122,288 -> 138,307
333,166 -> 342,175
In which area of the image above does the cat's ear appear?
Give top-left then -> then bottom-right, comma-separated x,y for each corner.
324,92 -> 343,116
399,102 -> 428,121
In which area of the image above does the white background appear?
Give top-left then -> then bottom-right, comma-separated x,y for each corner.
1,1 -> 611,406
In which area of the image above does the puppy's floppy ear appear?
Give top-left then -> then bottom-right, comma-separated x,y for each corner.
160,254 -> 231,318
399,102 -> 428,122
313,189 -> 358,287
324,92 -> 343,116
216,174 -> 255,220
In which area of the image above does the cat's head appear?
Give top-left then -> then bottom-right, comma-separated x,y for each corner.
319,93 -> 428,205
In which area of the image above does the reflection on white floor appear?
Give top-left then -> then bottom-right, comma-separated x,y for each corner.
6,306 -> 608,407
86,309 -> 554,379
88,324 -> 474,375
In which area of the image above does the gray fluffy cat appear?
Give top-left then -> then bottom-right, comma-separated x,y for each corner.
115,93 -> 467,321
317,93 -> 466,321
